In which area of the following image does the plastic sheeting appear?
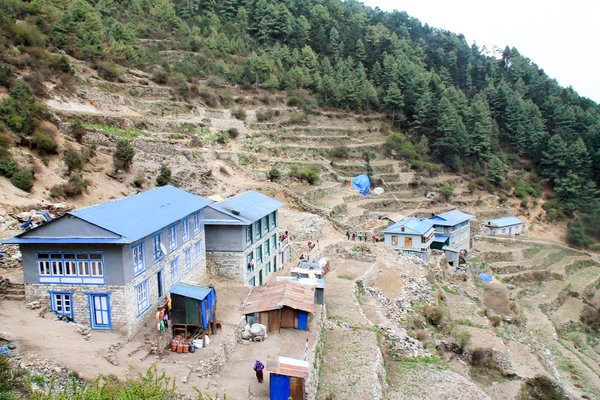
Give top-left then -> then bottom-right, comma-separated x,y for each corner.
478,273 -> 493,282
351,174 -> 371,196
372,187 -> 385,195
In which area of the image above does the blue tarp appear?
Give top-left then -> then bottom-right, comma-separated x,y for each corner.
478,273 -> 493,282
351,174 -> 371,196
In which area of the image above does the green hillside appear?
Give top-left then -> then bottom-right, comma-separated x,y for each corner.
1,0 -> 600,245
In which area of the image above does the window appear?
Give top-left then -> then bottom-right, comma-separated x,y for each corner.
267,261 -> 271,273
37,253 -> 103,284
247,252 -> 254,271
246,225 -> 253,247
170,257 -> 180,284
391,236 -> 398,246
51,292 -> 73,319
185,247 -> 192,273
194,240 -> 203,264
255,220 -> 262,239
136,280 -> 150,316
193,212 -> 201,236
257,244 -> 263,264
264,216 -> 269,234
152,233 -> 164,262
502,228 -> 506,234
182,218 -> 190,243
132,242 -> 145,276
272,234 -> 277,250
265,238 -> 271,256
168,225 -> 178,251
156,269 -> 164,300
271,211 -> 276,229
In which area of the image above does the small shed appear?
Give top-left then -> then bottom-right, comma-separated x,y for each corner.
276,276 -> 325,305
170,282 -> 217,337
266,355 -> 309,400
297,259 -> 329,274
242,282 -> 315,333
484,216 -> 524,236
443,246 -> 459,264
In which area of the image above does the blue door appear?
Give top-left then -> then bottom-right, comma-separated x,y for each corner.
297,311 -> 308,331
89,294 -> 111,329
270,373 -> 290,400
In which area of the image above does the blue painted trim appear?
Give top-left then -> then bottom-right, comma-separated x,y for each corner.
48,290 -> 75,321
152,232 -> 164,264
168,224 -> 178,251
36,252 -> 105,284
170,256 -> 181,285
86,292 -> 113,330
184,247 -> 193,273
194,240 -> 203,265
132,241 -> 146,277
181,217 -> 190,243
156,267 -> 165,301
193,212 -> 201,236
135,278 -> 151,318
4,237 -> 129,244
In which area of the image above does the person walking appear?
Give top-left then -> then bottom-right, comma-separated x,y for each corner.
346,231 -> 351,240
254,359 -> 265,383
307,241 -> 312,252
352,232 -> 356,241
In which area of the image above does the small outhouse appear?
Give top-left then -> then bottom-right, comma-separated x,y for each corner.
169,282 -> 217,336
266,355 -> 309,400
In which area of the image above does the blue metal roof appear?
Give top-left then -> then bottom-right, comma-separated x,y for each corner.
2,237 -> 129,244
70,186 -> 211,243
383,217 -> 434,235
486,216 -> 524,228
433,235 -> 449,242
207,190 -> 284,225
169,282 -> 213,301
429,210 -> 474,226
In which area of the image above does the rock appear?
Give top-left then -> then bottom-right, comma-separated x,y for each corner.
181,376 -> 188,384
7,343 -> 16,350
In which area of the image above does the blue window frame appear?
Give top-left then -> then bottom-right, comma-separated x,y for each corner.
37,253 -> 104,284
135,279 -> 150,317
271,211 -> 277,229
87,293 -> 112,330
132,242 -> 145,276
264,215 -> 269,234
185,247 -> 192,273
255,220 -> 262,239
193,212 -> 200,236
171,257 -> 180,284
49,291 -> 74,320
182,218 -> 190,243
257,244 -> 263,264
152,233 -> 164,262
246,225 -> 253,247
194,240 -> 203,264
247,252 -> 254,272
168,225 -> 178,251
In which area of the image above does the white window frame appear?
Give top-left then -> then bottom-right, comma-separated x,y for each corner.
132,242 -> 145,276
257,244 -> 263,264
255,220 -> 262,239
271,211 -> 277,229
171,257 -> 180,284
194,240 -> 203,264
152,233 -> 163,262
185,247 -> 192,273
193,212 -> 200,236
246,225 -> 253,247
182,218 -> 190,243
264,216 -> 269,234
136,280 -> 150,316
168,225 -> 178,251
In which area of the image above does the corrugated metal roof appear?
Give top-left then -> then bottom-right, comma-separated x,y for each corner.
241,281 -> 315,315
485,216 -> 524,228
428,210 -> 475,226
433,235 -> 449,242
208,190 -> 284,225
2,237 -> 129,244
383,217 -> 434,235
169,282 -> 213,301
70,186 -> 211,242
383,213 -> 406,223
276,276 -> 326,289
266,355 -> 309,379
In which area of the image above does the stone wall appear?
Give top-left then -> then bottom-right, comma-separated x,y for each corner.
206,251 -> 244,281
306,304 -> 327,400
195,318 -> 245,378
303,182 -> 343,202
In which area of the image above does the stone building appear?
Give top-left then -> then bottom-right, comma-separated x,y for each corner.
484,216 -> 524,236
428,209 -> 475,251
382,217 -> 435,263
204,190 -> 289,286
3,186 -> 211,338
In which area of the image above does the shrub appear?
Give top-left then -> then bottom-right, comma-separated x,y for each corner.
151,68 -> 169,85
228,128 -> 239,139
409,179 -> 420,188
256,109 -> 275,122
422,303 -> 444,326
215,132 -> 229,144
488,315 -> 502,327
267,168 -> 281,181
415,330 -> 428,342
580,306 -> 600,333
285,113 -> 309,125
70,120 -> 87,143
113,139 -> 135,172
11,22 -> 45,47
233,107 -> 247,120
442,184 -> 455,201
329,146 -> 350,160
64,147 -> 85,173
95,61 -> 122,82
0,134 -> 13,159
133,172 -> 146,188
567,218 -> 593,248
0,64 -> 12,88
453,330 -> 472,353
291,167 -> 319,185
31,131 -> 58,155
0,355 -> 27,397
520,376 -> 565,400
0,160 -> 19,178
156,163 -> 172,186
287,96 -> 303,107
200,90 -> 219,108
50,173 -> 89,198
10,169 -> 34,192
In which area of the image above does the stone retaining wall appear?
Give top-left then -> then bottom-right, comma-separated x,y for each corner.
303,182 -> 343,202
306,304 -> 327,400
195,318 -> 245,378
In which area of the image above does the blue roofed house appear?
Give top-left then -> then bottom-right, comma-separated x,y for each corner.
203,190 -> 287,286
383,217 -> 435,263
428,210 -> 475,251
2,186 -> 211,338
484,216 -> 524,236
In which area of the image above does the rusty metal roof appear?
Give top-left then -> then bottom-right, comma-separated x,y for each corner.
266,355 -> 309,379
241,281 -> 315,315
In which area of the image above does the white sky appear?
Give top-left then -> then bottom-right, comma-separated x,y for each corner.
361,0 -> 600,103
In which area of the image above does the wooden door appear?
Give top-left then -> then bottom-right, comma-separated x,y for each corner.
281,307 -> 294,328
258,312 -> 269,328
268,310 -> 280,333
289,377 -> 305,400
404,236 -> 413,247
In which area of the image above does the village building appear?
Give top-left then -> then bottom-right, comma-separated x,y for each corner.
428,210 -> 475,251
241,281 -> 315,333
382,217 -> 435,263
266,355 -> 310,400
2,186 -> 211,338
169,281 -> 217,337
484,216 -> 525,236
203,190 -> 289,286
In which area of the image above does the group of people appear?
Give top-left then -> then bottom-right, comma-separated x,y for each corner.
347,231 -> 377,242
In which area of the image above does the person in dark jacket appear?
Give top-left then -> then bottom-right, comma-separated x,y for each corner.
254,359 -> 265,383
